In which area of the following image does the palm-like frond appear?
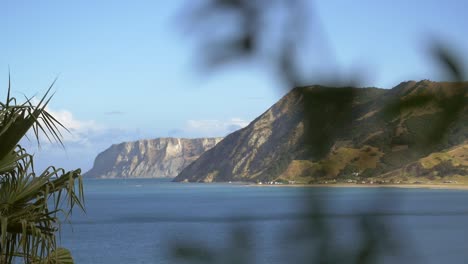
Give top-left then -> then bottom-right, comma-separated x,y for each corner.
41,248 -> 74,264
0,78 -> 84,264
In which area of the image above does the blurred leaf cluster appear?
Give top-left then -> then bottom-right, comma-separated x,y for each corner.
174,0 -> 467,263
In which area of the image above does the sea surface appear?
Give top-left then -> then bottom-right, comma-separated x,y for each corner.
61,179 -> 468,264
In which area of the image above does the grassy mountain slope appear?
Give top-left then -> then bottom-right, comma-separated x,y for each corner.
174,80 -> 467,183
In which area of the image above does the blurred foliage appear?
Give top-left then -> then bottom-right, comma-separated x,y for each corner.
174,0 -> 467,263
180,0 -> 311,86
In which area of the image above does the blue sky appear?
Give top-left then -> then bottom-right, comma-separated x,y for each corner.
2,0 -> 468,171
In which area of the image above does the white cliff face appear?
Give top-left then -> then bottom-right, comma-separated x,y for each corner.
84,137 -> 223,178
174,89 -> 307,183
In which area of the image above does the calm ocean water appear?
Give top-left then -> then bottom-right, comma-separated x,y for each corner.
61,179 -> 468,264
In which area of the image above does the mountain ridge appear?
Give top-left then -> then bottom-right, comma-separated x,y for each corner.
174,80 -> 467,183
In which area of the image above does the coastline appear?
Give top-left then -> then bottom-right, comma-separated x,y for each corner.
85,178 -> 468,191
247,183 -> 468,190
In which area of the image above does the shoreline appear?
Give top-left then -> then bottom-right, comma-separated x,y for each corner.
85,178 -> 468,190
247,183 -> 468,190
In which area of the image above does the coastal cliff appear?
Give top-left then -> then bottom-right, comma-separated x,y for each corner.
84,137 -> 223,178
174,81 -> 467,183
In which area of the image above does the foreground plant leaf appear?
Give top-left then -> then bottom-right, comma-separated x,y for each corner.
0,78 -> 84,264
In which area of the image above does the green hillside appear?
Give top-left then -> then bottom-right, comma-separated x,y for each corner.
175,80 -> 467,183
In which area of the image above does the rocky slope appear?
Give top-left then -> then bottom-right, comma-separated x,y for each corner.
84,137 -> 223,178
174,80 -> 467,183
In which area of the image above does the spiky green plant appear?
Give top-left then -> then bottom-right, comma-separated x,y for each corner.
0,76 -> 84,263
